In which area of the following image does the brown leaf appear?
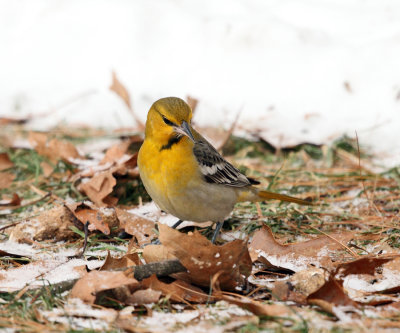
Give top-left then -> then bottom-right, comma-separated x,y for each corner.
307,275 -> 358,310
0,172 -> 15,189
159,224 -> 252,290
220,294 -> 289,317
141,274 -> 208,303
335,256 -> 395,277
48,139 -> 81,161
100,140 -> 131,165
66,202 -> 119,235
100,251 -> 140,271
70,271 -> 139,304
115,208 -> 156,246
272,267 -> 326,303
29,132 -> 81,162
248,226 -> 354,263
80,171 -> 117,207
40,161 -> 54,177
186,96 -> 198,113
142,244 -> 177,264
0,193 -> 21,207
8,206 -> 78,243
109,71 -> 144,129
126,288 -> 162,305
0,153 -> 13,171
0,117 -> 28,125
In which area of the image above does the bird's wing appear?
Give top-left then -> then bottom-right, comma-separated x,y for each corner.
193,140 -> 254,187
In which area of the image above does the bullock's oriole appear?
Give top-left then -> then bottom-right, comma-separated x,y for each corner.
138,97 -> 312,243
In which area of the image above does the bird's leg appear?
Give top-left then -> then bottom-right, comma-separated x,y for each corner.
211,221 -> 224,244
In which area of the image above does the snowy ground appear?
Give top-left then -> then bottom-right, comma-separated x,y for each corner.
1,0 -> 400,166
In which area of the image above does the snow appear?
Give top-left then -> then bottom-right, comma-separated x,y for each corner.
0,240 -> 105,292
128,201 -> 213,228
343,267 -> 400,293
1,0 -> 400,166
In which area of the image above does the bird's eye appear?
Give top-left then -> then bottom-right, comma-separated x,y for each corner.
162,116 -> 175,126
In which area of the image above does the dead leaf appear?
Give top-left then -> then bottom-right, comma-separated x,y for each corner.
109,71 -> 144,129
29,132 -> 81,162
0,172 -> 15,189
186,96 -> 198,113
159,224 -> 252,290
8,205 -> 78,243
66,202 -> 119,235
40,161 -> 54,177
100,251 -> 140,271
80,171 -> 117,207
335,256 -> 396,277
0,117 -> 28,125
248,226 -> 354,264
0,193 -> 21,207
272,267 -> 326,303
126,288 -> 162,305
115,208 -> 156,246
100,140 -> 131,165
220,294 -> 289,317
0,153 -> 13,171
307,275 -> 358,311
141,274 -> 208,303
142,244 -> 177,264
70,270 -> 139,304
48,139 -> 81,161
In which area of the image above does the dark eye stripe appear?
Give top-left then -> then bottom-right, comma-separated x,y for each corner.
162,116 -> 175,126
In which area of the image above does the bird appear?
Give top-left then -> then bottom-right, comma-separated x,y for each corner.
138,97 -> 312,243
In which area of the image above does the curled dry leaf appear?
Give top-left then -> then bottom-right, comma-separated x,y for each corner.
159,224 -> 252,290
80,171 -> 117,207
142,244 -> 177,264
248,225 -> 355,267
40,161 -> 54,177
66,202 -> 119,235
307,275 -> 358,313
0,172 -> 15,189
115,208 -> 156,246
219,294 -> 290,317
335,256 -> 396,277
109,71 -> 144,129
0,152 -> 13,171
186,96 -> 198,113
69,270 -> 139,304
100,251 -> 140,271
126,288 -> 162,305
272,267 -> 326,303
8,205 -> 78,243
28,132 -> 81,162
0,193 -> 21,207
100,140 -> 131,165
141,274 -> 208,303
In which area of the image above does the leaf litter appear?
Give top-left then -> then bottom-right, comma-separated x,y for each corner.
1,85 -> 400,331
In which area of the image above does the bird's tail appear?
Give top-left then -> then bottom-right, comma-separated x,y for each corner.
258,190 -> 313,205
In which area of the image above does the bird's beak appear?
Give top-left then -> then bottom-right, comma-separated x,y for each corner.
176,121 -> 195,142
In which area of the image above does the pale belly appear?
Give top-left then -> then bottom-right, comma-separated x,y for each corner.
138,141 -> 238,223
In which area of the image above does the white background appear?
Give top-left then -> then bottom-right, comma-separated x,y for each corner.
1,0 -> 399,166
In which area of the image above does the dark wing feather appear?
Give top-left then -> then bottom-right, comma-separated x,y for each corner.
193,140 -> 253,187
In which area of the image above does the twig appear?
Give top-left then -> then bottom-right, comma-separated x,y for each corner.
0,192 -> 51,211
311,227 -> 358,258
45,259 -> 187,293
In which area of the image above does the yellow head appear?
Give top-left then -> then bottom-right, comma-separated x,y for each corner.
144,97 -> 195,146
